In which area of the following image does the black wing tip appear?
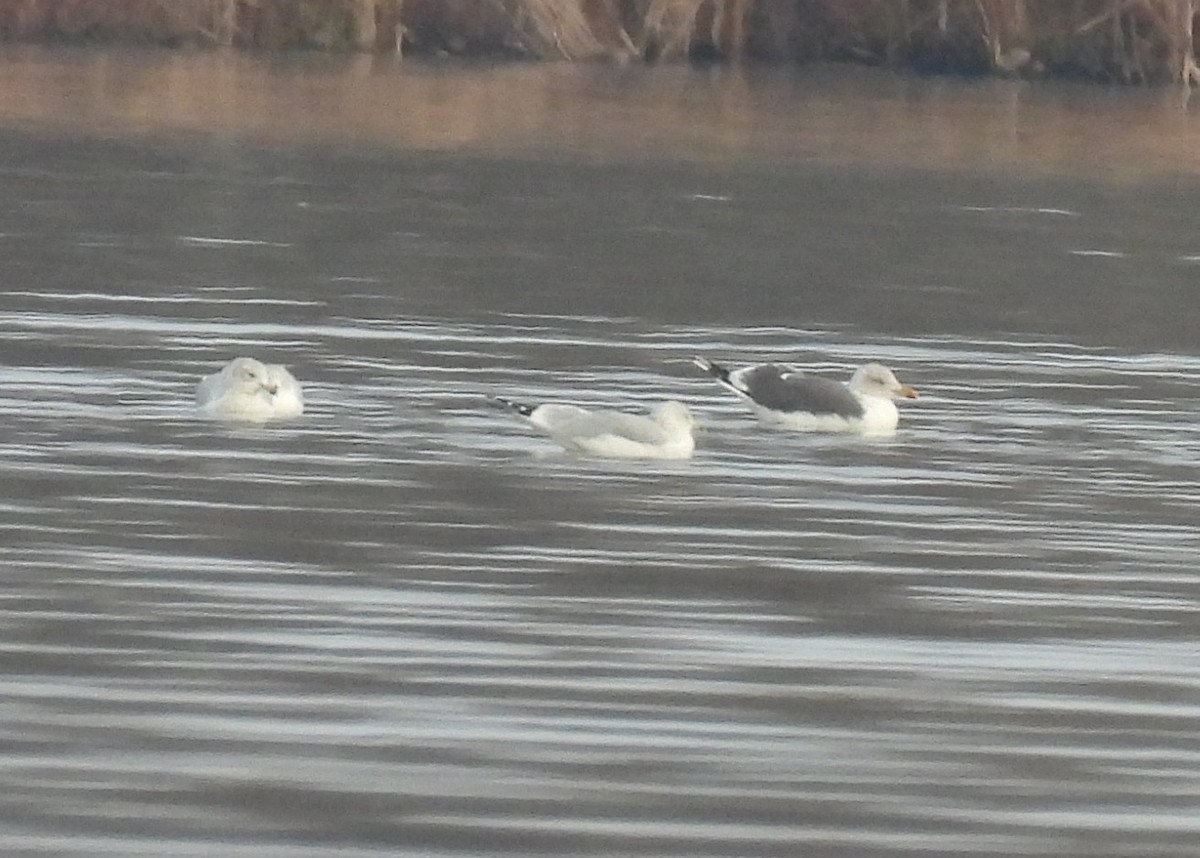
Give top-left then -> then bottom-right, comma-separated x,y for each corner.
692,355 -> 730,383
493,396 -> 536,418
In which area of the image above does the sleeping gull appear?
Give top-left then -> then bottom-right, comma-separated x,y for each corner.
196,357 -> 304,423
693,356 -> 917,434
495,397 -> 696,459
265,363 -> 305,419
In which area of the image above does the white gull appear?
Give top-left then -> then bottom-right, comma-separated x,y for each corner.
196,357 -> 305,423
495,397 -> 696,459
265,363 -> 305,419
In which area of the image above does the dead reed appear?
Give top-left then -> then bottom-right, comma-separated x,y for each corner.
0,0 -> 1195,84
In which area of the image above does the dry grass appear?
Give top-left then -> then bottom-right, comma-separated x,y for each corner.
503,0 -> 612,59
0,0 -> 1195,83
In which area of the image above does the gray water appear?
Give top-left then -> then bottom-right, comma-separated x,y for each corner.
2,50 -> 1200,858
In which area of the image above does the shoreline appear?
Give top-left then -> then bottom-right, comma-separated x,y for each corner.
2,49 -> 1199,181
0,1 -> 1197,86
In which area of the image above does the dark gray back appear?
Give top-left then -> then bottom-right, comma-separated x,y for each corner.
739,365 -> 864,418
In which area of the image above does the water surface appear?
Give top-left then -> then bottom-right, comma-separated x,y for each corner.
1,49 -> 1199,858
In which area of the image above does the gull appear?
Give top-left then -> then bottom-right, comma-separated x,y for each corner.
265,363 -> 304,419
495,397 -> 696,459
196,357 -> 304,423
693,356 -> 917,434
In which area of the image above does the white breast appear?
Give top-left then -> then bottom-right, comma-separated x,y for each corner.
855,395 -> 900,434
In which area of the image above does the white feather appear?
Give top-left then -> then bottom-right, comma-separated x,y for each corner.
196,357 -> 305,424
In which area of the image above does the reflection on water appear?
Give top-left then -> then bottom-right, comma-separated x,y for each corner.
1,49 -> 1200,858
2,46 -> 1200,175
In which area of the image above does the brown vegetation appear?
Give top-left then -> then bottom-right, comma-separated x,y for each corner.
0,0 -> 1196,84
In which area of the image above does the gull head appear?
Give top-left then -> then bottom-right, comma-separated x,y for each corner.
229,357 -> 277,395
265,364 -> 300,395
651,400 -> 696,432
849,363 -> 918,400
